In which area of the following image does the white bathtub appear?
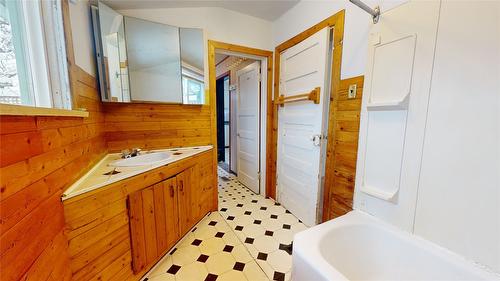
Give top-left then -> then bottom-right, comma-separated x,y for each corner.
292,211 -> 499,281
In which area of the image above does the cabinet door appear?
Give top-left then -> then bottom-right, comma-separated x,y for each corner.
177,166 -> 203,236
162,177 -> 180,249
129,188 -> 148,273
128,177 -> 179,273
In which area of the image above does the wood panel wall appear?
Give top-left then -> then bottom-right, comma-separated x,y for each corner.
323,75 -> 364,220
102,103 -> 212,152
0,1 -> 216,279
0,66 -> 106,281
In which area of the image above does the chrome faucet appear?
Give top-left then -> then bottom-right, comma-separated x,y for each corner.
121,148 -> 141,159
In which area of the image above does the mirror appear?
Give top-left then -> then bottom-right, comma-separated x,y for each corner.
91,1 -> 205,104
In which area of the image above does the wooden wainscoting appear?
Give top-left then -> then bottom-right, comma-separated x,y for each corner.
0,66 -> 106,281
102,103 -> 212,152
323,75 -> 364,221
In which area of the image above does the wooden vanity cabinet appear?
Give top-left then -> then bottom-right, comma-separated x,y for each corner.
128,164 -> 210,273
63,149 -> 215,281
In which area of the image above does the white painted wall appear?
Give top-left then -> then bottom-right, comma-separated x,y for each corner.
353,0 -> 441,233
69,3 -> 274,79
119,7 -> 273,51
353,0 -> 500,274
272,0 -> 407,79
414,0 -> 500,273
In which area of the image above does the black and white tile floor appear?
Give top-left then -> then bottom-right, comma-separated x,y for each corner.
143,167 -> 307,281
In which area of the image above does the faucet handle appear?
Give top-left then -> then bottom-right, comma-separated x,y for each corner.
131,148 -> 141,157
121,149 -> 131,159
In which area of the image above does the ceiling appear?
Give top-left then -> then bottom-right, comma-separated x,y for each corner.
215,54 -> 229,65
102,0 -> 299,21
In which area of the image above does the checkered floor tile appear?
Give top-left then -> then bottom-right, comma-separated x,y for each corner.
143,167 -> 308,281
217,167 -> 307,281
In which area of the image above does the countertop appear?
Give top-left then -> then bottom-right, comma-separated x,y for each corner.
62,145 -> 213,201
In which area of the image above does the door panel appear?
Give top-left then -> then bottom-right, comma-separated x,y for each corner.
128,177 -> 179,273
177,169 -> 190,236
277,28 -> 330,226
163,178 -> 180,248
177,166 -> 202,236
236,61 -> 261,194
129,190 -> 147,273
141,187 -> 158,263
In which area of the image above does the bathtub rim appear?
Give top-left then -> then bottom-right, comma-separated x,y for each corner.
292,210 -> 500,281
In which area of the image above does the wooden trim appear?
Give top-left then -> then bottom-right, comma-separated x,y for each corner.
270,10 -> 345,208
0,0 -> 89,117
322,11 -> 346,222
323,75 -> 364,220
208,40 -> 273,197
275,87 -> 321,107
0,103 -> 89,117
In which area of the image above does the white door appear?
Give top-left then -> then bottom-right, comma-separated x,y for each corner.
277,28 -> 330,226
236,61 -> 261,194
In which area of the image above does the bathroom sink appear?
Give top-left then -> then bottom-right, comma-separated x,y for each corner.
109,152 -> 171,167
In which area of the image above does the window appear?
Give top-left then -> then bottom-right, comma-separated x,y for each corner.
181,67 -> 204,104
0,0 -> 71,109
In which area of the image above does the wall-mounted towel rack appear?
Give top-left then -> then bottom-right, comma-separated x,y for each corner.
276,87 -> 321,107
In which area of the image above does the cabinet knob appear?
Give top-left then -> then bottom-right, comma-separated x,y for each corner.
179,180 -> 184,192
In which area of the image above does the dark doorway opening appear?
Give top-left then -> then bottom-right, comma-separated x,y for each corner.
216,75 -> 230,171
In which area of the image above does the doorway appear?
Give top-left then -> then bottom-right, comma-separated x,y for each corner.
215,54 -> 261,194
209,41 -> 273,197
216,74 -> 230,171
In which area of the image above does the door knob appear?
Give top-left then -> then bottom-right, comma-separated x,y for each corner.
311,134 -> 322,146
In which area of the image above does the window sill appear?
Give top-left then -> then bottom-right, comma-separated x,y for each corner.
0,104 -> 89,118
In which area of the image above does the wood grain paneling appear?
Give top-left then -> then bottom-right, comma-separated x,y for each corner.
129,177 -> 181,273
0,65 -> 106,281
102,103 -> 212,152
0,0 -> 218,280
323,76 -> 364,220
0,1 -> 106,279
63,150 -> 215,281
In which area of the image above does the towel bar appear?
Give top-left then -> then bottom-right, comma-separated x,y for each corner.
275,87 -> 320,107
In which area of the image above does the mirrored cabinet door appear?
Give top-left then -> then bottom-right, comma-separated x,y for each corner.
125,17 -> 182,103
91,1 -> 205,105
180,28 -> 205,104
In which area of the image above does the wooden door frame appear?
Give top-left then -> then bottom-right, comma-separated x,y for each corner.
270,10 -> 345,220
208,41 -> 273,196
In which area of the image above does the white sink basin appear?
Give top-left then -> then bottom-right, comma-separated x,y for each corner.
109,152 -> 171,167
